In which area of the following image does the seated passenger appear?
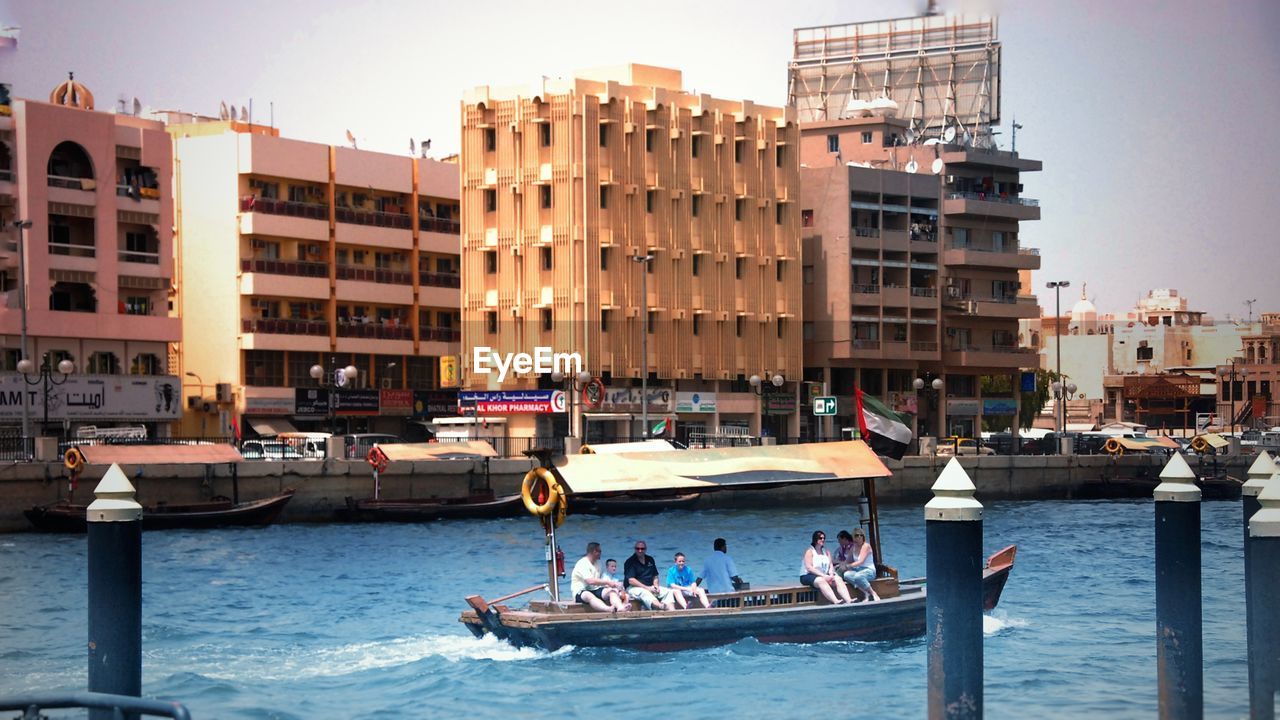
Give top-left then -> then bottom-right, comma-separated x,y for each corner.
697,537 -> 744,594
624,540 -> 679,610
837,529 -> 880,602
601,558 -> 622,585
666,552 -> 711,608
571,541 -> 630,613
800,530 -> 852,605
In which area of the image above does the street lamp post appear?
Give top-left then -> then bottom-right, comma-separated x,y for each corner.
18,355 -> 76,438
13,219 -> 32,440
551,369 -> 595,447
632,254 -> 654,439
914,376 -> 945,450
1046,280 -> 1070,433
749,373 -> 785,441
184,371 -> 206,437
1220,362 -> 1249,435
1051,380 -> 1078,441
310,361 -> 358,435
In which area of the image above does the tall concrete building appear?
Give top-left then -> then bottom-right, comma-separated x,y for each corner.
0,78 -> 182,438
170,116 -> 460,438
460,65 -> 802,442
793,14 -> 1041,441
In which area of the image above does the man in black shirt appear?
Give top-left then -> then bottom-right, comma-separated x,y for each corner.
623,539 -> 680,610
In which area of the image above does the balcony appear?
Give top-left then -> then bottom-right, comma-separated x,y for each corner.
967,295 -> 1040,319
337,265 -> 412,285
943,191 -> 1041,221
943,245 -> 1041,270
942,343 -> 1038,369
336,206 -> 412,230
421,326 -> 461,342
336,319 -> 412,341
911,341 -> 939,352
119,249 -> 159,264
49,241 -> 95,258
420,271 -> 461,288
239,196 -> 329,220
48,174 -> 94,190
940,147 -> 1042,172
242,318 -> 329,336
852,283 -> 880,296
240,258 -> 329,278
419,216 -> 461,235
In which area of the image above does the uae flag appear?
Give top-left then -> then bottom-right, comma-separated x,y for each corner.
854,386 -> 913,460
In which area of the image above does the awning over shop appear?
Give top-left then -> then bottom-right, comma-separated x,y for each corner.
249,418 -> 298,437
376,441 -> 498,461
551,440 -> 890,496
580,439 -> 681,454
78,444 -> 243,465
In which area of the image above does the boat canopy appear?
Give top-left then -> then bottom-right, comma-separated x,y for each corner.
77,444 -> 244,465
1108,436 -> 1179,452
1193,433 -> 1230,450
376,441 -> 498,461
580,439 -> 681,454
551,440 -> 890,496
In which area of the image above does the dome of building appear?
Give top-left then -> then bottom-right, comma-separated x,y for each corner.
1070,285 -> 1096,321
50,72 -> 94,110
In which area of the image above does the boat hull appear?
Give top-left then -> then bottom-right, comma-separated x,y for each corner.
23,490 -> 295,533
570,492 -> 701,516
462,546 -> 1015,651
334,493 -> 525,522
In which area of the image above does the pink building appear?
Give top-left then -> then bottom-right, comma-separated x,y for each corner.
0,77 -> 181,437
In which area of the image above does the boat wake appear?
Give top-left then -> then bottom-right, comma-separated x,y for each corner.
172,633 -> 566,682
983,610 -> 1028,636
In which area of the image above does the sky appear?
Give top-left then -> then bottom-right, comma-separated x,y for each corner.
2,0 -> 1277,321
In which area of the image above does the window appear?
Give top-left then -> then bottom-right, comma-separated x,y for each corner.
776,146 -> 784,167
778,318 -> 786,339
692,314 -> 701,336
735,198 -> 744,221
131,353 -> 162,375
486,311 -> 497,334
244,350 -> 284,386
484,189 -> 496,213
776,260 -> 786,282
123,296 -> 151,315
862,131 -> 873,144
735,257 -> 745,279
691,194 -> 701,217
826,134 -> 839,153
803,321 -> 815,340
692,254 -> 701,277
87,351 -> 120,375
647,310 -> 655,334
734,140 -> 743,163
540,246 -> 552,271
803,265 -> 814,284
691,136 -> 700,158
485,251 -> 497,274
646,189 -> 655,214
599,123 -> 608,147
484,128 -> 496,152
600,309 -> 610,333
801,209 -> 814,227
776,203 -> 784,225
540,185 -> 552,209
991,231 -> 1005,252
541,308 -> 553,331
952,227 -> 969,248
599,186 -> 609,209
645,128 -> 654,152
1137,345 -> 1153,361
735,316 -> 744,337
600,247 -> 610,271
539,123 -> 551,147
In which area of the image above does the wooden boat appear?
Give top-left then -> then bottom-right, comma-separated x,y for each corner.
25,443 -> 294,532
335,491 -> 524,522
24,490 -> 296,533
459,441 -> 1018,650
461,546 -> 1015,651
570,492 -> 701,515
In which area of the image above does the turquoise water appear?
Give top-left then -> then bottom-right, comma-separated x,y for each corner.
0,500 -> 1249,718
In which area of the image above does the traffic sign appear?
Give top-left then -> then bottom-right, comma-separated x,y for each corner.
813,396 -> 837,416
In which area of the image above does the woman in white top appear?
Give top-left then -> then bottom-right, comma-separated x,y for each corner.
800,530 -> 853,605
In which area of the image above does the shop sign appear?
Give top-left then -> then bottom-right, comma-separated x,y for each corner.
946,398 -> 981,416
294,388 -> 329,416
763,393 -> 796,415
0,375 -> 183,421
601,387 -> 672,413
982,398 -> 1018,415
380,389 -> 414,416
335,389 -> 380,415
890,392 -> 918,415
439,356 -> 459,388
675,391 -> 717,413
244,395 -> 294,416
413,390 -> 459,418
458,390 -> 566,414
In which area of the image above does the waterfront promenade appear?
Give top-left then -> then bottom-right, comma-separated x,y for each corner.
0,452 -> 1249,532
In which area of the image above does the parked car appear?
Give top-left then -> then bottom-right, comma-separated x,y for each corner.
275,431 -> 331,459
241,440 -> 305,461
339,433 -> 404,459
936,437 -> 996,456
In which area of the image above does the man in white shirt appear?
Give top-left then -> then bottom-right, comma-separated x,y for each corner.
571,542 -> 629,612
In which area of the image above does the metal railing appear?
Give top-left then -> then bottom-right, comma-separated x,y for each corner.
852,283 -> 880,294
852,226 -> 880,238
336,321 -> 412,340
49,241 -> 95,258
852,339 -> 880,350
0,169 -> 13,182
910,287 -> 937,297
242,318 -> 329,336
48,174 -> 93,190
335,206 -> 412,229
336,265 -> 412,285
421,327 -> 461,342
241,258 -> 329,277
119,249 -> 160,264
419,271 -> 461,288
59,436 -> 234,455
419,216 -> 461,234
0,435 -> 34,461
0,691 -> 190,719
911,341 -> 939,352
946,191 -> 1039,207
240,196 -> 329,219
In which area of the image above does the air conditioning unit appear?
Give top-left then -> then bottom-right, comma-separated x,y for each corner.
946,287 -> 962,299
381,378 -> 392,389
215,383 -> 232,402
306,245 -> 321,255
187,396 -> 201,410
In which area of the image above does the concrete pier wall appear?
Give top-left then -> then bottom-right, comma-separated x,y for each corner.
0,454 -> 1247,533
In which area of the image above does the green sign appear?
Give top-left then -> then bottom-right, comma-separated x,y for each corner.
813,396 -> 837,416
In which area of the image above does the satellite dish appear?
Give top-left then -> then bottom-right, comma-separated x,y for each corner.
931,158 -> 944,174
943,125 -> 957,143
923,138 -> 940,146
229,104 -> 237,121
219,101 -> 228,120
132,97 -> 142,115
905,159 -> 918,174
905,128 -> 917,145
240,106 -> 248,122
409,138 -> 416,155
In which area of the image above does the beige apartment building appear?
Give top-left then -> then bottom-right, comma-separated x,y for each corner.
792,13 -> 1042,442
460,65 -> 802,443
170,117 -> 460,438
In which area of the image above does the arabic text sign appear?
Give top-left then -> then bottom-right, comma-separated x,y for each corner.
0,375 -> 183,420
459,390 -> 566,414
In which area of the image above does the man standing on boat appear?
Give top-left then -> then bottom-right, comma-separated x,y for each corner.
572,542 -> 630,613
624,540 -> 680,610
697,538 -> 743,595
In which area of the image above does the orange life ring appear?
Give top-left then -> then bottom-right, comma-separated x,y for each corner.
366,446 -> 389,474
64,447 -> 85,473
1104,438 -> 1124,456
521,466 -> 562,517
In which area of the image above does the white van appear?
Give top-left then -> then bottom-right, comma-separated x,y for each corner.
275,431 -> 331,459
